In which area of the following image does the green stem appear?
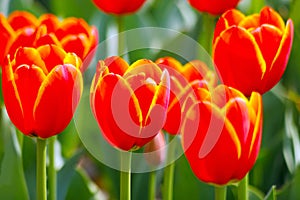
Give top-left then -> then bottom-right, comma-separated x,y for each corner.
120,151 -> 131,200
199,13 -> 215,56
148,171 -> 156,200
238,174 -> 248,200
117,16 -> 125,56
49,136 -> 57,200
163,135 -> 175,200
215,185 -> 227,200
37,138 -> 47,200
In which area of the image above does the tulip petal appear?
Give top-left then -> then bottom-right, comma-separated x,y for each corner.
92,74 -> 144,150
14,64 -> 46,135
183,101 -> 241,185
252,24 -> 283,71
8,11 -> 37,30
13,47 -> 47,73
263,19 -> 294,92
104,56 -> 129,76
213,26 -> 266,96
60,34 -> 87,59
182,60 -> 208,82
260,7 -> 285,31
37,45 -> 67,72
140,70 -> 170,140
2,61 -> 24,134
33,64 -> 83,138
39,14 -> 59,33
238,14 -> 260,30
55,18 -> 90,40
223,97 -> 250,144
125,59 -> 162,83
213,9 -> 245,43
0,14 -> 15,65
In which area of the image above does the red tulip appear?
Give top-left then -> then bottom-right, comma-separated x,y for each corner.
92,0 -> 146,15
0,11 -> 98,70
90,56 -> 170,151
155,57 -> 217,134
2,45 -> 83,138
213,7 -> 294,96
182,85 -> 263,185
188,0 -> 240,15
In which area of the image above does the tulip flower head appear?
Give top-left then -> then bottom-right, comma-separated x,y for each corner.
182,85 -> 263,185
188,0 -> 240,15
92,0 -> 147,15
2,44 -> 83,138
0,11 -> 98,70
90,56 -> 170,151
155,57 -> 217,135
213,6 -> 294,96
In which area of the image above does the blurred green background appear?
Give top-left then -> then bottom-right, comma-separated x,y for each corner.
0,0 -> 300,199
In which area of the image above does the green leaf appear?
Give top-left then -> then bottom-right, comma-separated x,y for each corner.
283,104 -> 300,173
0,109 -> 29,199
264,186 -> 276,200
277,167 -> 300,200
173,155 -> 214,200
65,168 -> 103,200
50,0 -> 97,21
57,150 -> 83,200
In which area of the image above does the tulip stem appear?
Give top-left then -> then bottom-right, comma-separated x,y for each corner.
37,138 -> 47,200
198,13 -> 215,62
238,174 -> 248,200
120,151 -> 131,200
117,16 -> 125,56
163,135 -> 175,200
215,185 -> 227,200
49,136 -> 57,200
148,171 -> 157,200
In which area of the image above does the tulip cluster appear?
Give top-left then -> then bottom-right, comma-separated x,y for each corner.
0,11 -> 98,70
0,1 -> 295,199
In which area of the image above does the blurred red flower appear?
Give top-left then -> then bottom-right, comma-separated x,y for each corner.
92,0 -> 146,15
188,0 -> 240,15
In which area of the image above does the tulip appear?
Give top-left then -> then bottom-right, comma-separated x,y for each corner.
90,56 -> 170,151
92,0 -> 146,15
182,85 -> 263,185
188,0 -> 240,15
155,57 -> 217,134
2,44 -> 83,138
213,6 -> 294,96
0,11 -> 98,69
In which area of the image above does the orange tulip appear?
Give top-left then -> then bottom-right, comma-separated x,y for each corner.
0,11 -> 98,70
90,56 -> 170,151
155,57 -> 217,134
188,0 -> 240,15
182,85 -> 263,185
2,44 -> 83,138
213,7 -> 294,96
92,0 -> 146,15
